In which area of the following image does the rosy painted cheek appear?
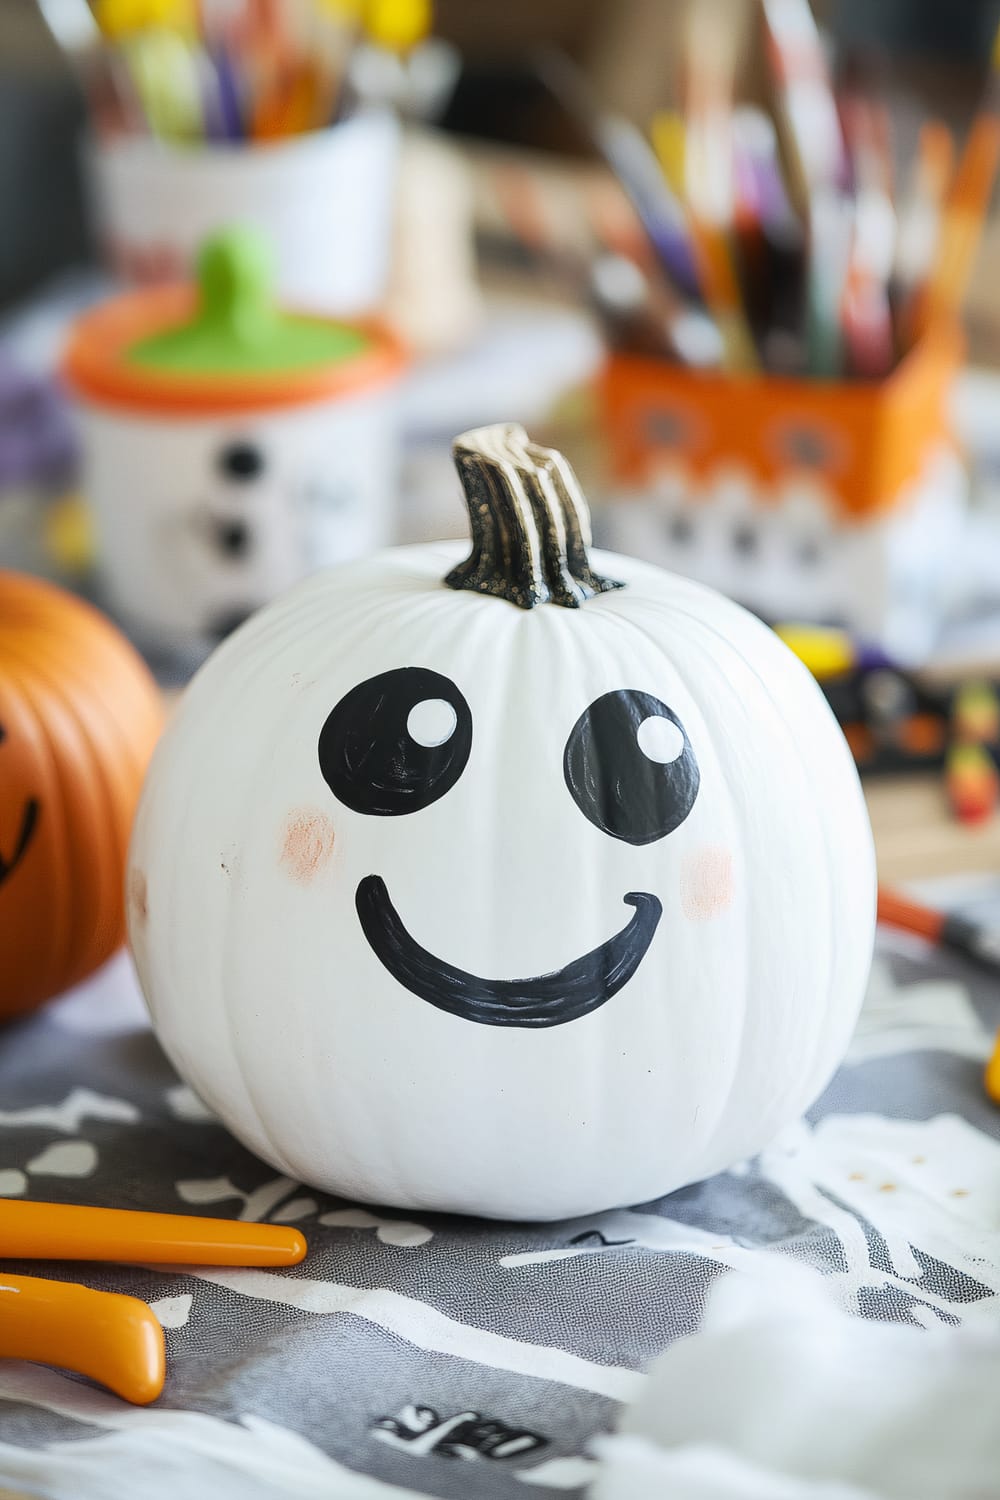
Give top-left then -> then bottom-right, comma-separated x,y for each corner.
680,846 -> 735,921
280,809 -> 337,884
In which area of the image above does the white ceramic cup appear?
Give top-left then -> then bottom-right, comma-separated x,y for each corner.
86,111 -> 399,316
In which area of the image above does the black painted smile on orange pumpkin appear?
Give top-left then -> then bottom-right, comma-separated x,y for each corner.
0,726 -> 39,890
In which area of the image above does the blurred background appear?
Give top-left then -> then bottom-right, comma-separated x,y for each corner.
6,0 -> 1000,873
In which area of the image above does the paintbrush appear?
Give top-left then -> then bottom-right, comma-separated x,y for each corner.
893,121 -> 955,322
877,886 -> 1000,973
532,46 -> 702,303
761,0 -> 852,376
681,0 -> 760,373
910,19 -> 1000,338
37,0 -> 148,135
837,50 -> 896,377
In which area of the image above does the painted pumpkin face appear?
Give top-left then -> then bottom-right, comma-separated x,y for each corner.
129,426 -> 875,1220
0,571 -> 162,1018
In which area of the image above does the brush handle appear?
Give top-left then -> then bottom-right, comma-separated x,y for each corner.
876,886 -> 944,944
0,1199 -> 307,1266
0,1275 -> 165,1404
877,886 -> 1000,975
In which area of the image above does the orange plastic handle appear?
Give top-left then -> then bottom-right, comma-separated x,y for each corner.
0,1274 -> 165,1404
876,886 -> 945,945
0,1199 -> 307,1266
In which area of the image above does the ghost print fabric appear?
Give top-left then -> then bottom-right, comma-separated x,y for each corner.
0,893 -> 999,1500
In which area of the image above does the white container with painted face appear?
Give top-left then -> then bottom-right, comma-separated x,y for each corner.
62,231 -> 406,657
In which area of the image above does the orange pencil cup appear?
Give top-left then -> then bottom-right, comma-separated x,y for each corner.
595,324 -> 966,657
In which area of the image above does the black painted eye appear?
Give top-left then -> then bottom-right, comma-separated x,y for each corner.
218,442 -> 265,482
319,668 -> 472,816
214,519 -> 252,557
564,690 -> 699,845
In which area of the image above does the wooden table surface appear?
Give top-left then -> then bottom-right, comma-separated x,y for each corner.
864,774 -> 1000,884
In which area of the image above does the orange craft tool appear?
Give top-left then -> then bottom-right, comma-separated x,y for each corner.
0,1200 -> 307,1404
0,1198 -> 307,1265
877,885 -> 1000,972
986,1030 -> 1000,1105
0,1276 -> 165,1406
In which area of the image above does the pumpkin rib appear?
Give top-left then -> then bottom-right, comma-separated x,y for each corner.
15,654 -> 112,997
593,597 -> 756,1159
60,679 -> 131,986
642,591 -> 869,1127
198,628 -> 304,1178
594,589 -> 851,1160
0,669 -> 77,1011
28,636 -> 120,988
219,729 -> 291,1175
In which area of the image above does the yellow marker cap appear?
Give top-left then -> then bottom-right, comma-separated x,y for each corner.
365,0 -> 431,52
44,493 -> 95,575
95,0 -> 194,38
773,623 -> 855,681
651,110 -> 687,196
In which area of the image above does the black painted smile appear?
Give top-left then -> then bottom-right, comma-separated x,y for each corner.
0,799 -> 39,889
356,876 -> 662,1029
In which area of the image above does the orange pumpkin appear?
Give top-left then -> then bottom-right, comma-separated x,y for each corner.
0,571 -> 162,1018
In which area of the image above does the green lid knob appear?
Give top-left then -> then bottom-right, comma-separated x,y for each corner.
195,228 -> 278,353
127,226 -> 368,378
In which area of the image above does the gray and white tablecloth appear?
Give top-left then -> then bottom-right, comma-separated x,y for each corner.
0,888 -> 998,1499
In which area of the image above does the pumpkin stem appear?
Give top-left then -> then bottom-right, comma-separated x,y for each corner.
446,424 -> 624,609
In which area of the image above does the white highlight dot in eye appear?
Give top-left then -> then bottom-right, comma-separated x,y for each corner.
407,698 -> 457,748
636,715 -> 685,763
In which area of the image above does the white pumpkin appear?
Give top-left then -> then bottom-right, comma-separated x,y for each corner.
128,424 -> 875,1220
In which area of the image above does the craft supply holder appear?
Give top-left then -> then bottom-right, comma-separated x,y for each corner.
596,323 -> 966,658
86,111 -> 399,317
